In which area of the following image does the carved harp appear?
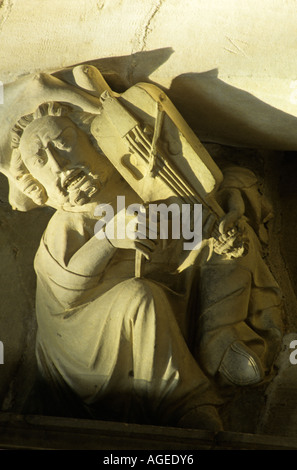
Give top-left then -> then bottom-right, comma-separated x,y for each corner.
90,76 -> 225,276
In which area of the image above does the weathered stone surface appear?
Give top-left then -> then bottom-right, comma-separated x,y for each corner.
1,0 -> 297,448
256,333 -> 297,437
0,173 -> 52,411
1,1 -> 297,149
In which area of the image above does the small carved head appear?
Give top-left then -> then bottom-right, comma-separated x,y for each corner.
10,102 -> 111,209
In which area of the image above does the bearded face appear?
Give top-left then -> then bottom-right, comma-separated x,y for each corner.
19,115 -> 108,208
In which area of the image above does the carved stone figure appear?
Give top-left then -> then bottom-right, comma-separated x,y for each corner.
190,166 -> 283,386
0,65 -> 283,429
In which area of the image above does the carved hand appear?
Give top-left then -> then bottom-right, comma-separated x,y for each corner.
212,188 -> 248,258
105,208 -> 160,261
218,188 -> 245,236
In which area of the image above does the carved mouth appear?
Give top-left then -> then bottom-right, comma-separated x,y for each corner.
63,169 -> 87,191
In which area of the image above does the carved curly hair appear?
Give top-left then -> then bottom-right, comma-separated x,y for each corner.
9,100 -> 106,208
10,102 -> 74,205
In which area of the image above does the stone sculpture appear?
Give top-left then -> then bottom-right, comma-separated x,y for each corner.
0,65 -> 284,429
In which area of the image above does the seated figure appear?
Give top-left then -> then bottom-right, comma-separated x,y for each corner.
1,66 -> 283,429
189,165 -> 283,387
8,100 -> 223,429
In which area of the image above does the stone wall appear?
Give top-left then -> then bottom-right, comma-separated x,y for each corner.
1,0 -> 297,149
0,173 -> 52,411
1,0 -> 297,442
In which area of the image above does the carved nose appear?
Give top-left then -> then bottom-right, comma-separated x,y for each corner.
46,145 -> 71,173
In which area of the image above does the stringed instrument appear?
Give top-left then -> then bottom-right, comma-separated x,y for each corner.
84,66 -> 246,276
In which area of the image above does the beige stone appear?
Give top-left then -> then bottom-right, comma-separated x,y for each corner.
1,1 -> 296,438
0,66 -> 284,429
1,0 -> 297,149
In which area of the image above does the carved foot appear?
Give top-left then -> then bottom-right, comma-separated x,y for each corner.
217,340 -> 265,387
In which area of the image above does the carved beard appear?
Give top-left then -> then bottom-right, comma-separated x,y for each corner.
65,154 -> 114,207
52,169 -> 100,207
44,151 -> 114,209
67,171 -> 99,206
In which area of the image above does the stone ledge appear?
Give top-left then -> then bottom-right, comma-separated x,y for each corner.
0,412 -> 296,450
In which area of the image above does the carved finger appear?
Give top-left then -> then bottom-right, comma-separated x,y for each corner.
134,240 -> 155,261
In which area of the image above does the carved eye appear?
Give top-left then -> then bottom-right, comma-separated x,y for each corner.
33,148 -> 47,166
27,185 -> 38,194
53,127 -> 76,151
